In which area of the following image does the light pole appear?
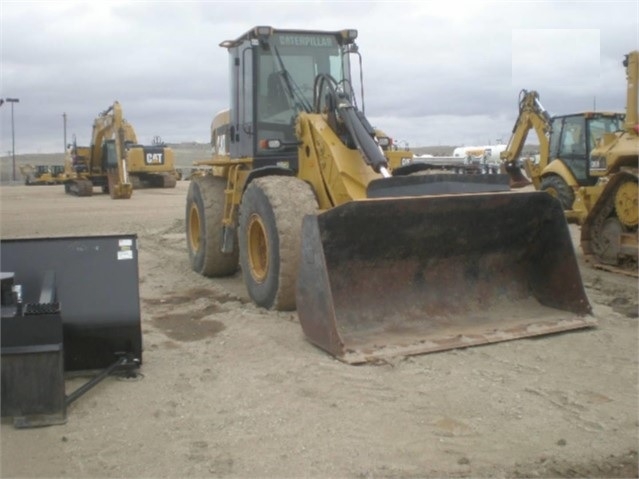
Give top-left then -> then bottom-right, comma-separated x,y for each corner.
63,112 -> 67,152
5,98 -> 19,181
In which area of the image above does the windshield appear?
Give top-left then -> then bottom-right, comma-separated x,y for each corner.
587,115 -> 624,150
256,32 -> 350,152
552,113 -> 625,183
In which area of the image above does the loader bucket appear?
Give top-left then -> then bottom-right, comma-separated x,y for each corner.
0,235 -> 142,372
297,191 -> 594,364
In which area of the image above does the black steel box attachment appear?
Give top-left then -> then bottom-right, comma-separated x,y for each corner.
1,271 -> 66,427
1,235 -> 142,427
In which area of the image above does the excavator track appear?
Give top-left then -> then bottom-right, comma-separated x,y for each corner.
581,172 -> 638,276
65,179 -> 94,197
161,173 -> 177,188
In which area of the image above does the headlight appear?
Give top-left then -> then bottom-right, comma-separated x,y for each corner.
590,156 -> 607,170
377,136 -> 391,148
259,139 -> 281,149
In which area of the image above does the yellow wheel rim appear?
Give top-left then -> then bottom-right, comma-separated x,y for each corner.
545,187 -> 559,199
615,180 -> 638,227
188,203 -> 201,253
247,214 -> 268,283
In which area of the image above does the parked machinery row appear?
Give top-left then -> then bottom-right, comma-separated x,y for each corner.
501,51 -> 638,276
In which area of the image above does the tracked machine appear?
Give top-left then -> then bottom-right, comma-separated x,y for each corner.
186,26 -> 594,363
64,102 -> 177,198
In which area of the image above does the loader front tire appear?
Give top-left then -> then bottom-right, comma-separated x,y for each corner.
238,176 -> 318,311
186,175 -> 239,277
540,175 -> 574,211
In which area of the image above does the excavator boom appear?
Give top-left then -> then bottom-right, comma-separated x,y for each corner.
64,101 -> 133,199
500,89 -> 550,188
64,101 -> 177,198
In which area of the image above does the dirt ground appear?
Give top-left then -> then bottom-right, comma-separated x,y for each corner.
0,182 -> 637,479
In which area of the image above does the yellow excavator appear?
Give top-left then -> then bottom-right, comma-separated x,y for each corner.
186,26 -> 593,364
64,102 -> 177,198
501,51 -> 638,275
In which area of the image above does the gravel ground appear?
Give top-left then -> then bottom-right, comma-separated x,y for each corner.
1,182 -> 637,479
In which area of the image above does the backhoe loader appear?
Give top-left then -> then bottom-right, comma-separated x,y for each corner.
500,90 -> 624,200
186,26 -> 593,364
501,52 -> 637,275
64,102 -> 176,198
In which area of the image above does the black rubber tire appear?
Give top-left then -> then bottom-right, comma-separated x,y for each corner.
186,175 -> 239,277
238,176 -> 318,311
540,175 -> 575,210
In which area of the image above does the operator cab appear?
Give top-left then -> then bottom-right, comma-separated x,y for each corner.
220,26 -> 358,171
549,112 -> 624,185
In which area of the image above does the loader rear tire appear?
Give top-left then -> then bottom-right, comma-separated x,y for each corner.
186,175 -> 239,277
540,175 -> 574,210
238,176 -> 318,311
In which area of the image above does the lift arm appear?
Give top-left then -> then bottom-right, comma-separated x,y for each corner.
500,90 -> 552,188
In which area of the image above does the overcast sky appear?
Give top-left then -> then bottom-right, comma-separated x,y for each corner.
1,0 -> 637,154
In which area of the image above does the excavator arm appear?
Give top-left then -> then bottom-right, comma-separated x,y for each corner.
500,89 -> 552,188
89,102 -> 132,199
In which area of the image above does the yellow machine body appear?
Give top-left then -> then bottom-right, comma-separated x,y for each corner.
501,53 -> 638,274
64,102 -> 177,198
186,26 -> 594,363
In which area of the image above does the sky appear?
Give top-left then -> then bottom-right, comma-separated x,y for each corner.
1,0 -> 638,154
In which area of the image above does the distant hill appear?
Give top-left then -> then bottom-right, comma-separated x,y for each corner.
0,142 -> 540,184
0,143 -> 212,183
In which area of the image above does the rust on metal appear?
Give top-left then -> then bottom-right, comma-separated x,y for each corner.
296,191 -> 594,364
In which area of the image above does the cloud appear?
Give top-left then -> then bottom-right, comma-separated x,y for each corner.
1,0 -> 637,153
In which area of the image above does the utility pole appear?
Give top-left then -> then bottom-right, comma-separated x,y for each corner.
63,112 -> 67,152
5,98 -> 20,181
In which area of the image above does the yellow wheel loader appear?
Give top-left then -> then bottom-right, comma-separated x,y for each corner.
186,26 -> 593,364
20,164 -> 50,185
64,102 -> 177,198
501,52 -> 638,275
